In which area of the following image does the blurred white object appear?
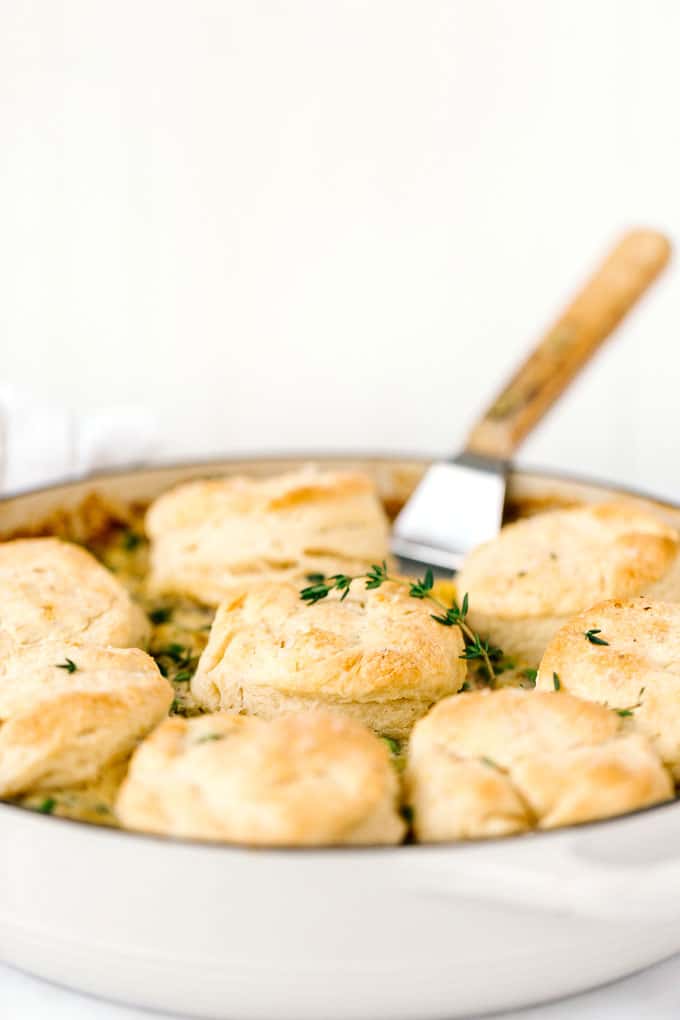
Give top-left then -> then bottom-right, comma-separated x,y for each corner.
0,387 -> 159,495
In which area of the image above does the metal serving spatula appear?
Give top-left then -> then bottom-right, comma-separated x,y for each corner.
392,228 -> 671,574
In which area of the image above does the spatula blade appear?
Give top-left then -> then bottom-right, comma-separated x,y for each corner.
390,455 -> 507,573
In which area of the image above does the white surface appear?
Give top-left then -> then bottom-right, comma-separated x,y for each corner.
1,1 -> 680,497
2,956 -> 680,1020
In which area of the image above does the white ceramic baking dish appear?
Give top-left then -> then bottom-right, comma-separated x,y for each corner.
2,455 -> 680,1020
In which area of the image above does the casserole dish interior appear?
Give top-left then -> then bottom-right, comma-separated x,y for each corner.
3,456 -> 680,1020
2,453 -> 680,837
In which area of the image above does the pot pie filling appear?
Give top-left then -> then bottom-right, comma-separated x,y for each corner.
2,471 -> 678,843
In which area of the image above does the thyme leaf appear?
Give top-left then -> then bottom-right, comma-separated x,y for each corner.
121,530 -> 142,551
149,607 -> 172,625
56,658 -> 78,674
616,688 -> 645,717
381,736 -> 401,756
584,628 -> 609,646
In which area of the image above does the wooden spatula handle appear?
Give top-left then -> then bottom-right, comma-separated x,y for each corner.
464,229 -> 671,460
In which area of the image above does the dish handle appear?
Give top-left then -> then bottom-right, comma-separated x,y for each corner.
394,811 -> 680,922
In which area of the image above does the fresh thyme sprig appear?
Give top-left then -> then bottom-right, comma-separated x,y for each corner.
300,563 -> 503,684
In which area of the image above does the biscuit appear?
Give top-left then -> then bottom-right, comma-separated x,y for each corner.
538,597 -> 680,779
0,538 -> 150,652
145,467 -> 390,605
405,688 -> 671,841
116,710 -> 405,845
456,502 -> 680,667
191,579 -> 467,738
0,642 -> 173,797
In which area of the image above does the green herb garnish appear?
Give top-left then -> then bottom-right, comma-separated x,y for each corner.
521,667 -> 538,686
481,756 -> 499,770
458,634 -> 503,673
122,530 -> 142,551
56,658 -> 78,673
196,733 -> 224,744
616,688 -> 645,718
149,607 -> 172,625
153,641 -> 197,682
584,628 -> 609,646
170,699 -> 191,717
161,643 -> 187,662
400,804 -> 414,825
553,672 -> 561,691
300,565 -> 503,684
37,797 -> 56,814
381,736 -> 401,756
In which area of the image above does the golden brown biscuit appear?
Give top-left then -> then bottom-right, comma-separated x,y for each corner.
0,537 -> 149,651
405,688 -> 671,841
0,642 -> 172,797
146,467 -> 390,606
538,597 -> 680,779
191,579 -> 467,738
456,502 -> 680,667
116,711 -> 405,845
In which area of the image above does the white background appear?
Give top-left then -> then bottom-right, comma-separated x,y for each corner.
3,2 -> 680,1017
2,953 -> 680,1020
2,0 -> 680,495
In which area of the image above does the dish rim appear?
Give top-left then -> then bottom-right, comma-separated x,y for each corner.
1,451 -> 678,855
0,449 -> 677,509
